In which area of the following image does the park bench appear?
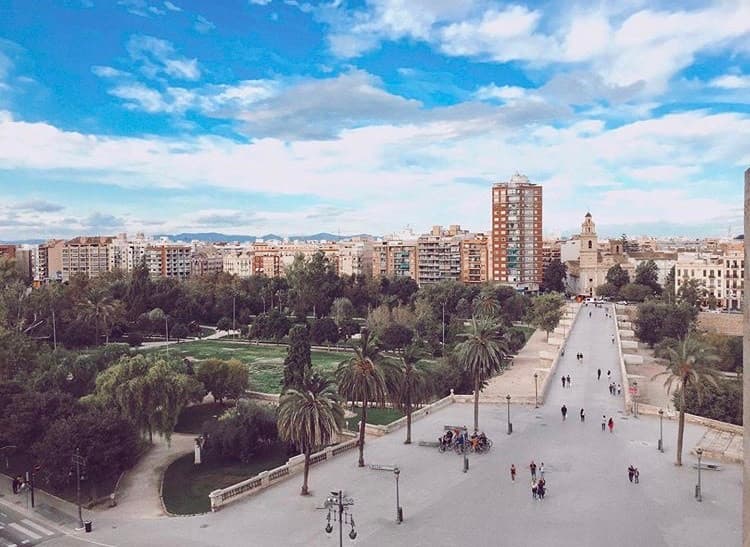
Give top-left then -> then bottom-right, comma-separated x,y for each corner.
692,463 -> 721,471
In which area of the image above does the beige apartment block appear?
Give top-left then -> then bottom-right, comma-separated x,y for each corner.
37,239 -> 65,282
109,233 -> 148,272
337,240 -> 373,277
190,248 -> 224,277
491,173 -> 543,291
416,225 -> 465,285
459,234 -> 489,284
61,236 -> 112,281
372,240 -> 418,280
676,249 -> 744,311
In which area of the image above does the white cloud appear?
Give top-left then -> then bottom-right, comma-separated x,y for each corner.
475,84 -> 528,102
91,65 -> 130,78
249,0 -> 272,4
194,15 -> 216,33
709,74 -> 750,89
126,35 -> 200,81
163,1 -> 181,11
0,106 -> 746,236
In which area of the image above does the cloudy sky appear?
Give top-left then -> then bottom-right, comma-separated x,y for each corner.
0,0 -> 748,241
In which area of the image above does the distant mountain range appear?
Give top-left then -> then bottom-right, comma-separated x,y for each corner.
156,232 -> 375,243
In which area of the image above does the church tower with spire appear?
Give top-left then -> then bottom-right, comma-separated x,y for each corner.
579,212 -> 599,295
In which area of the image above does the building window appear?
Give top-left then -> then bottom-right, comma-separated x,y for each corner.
588,241 -> 592,249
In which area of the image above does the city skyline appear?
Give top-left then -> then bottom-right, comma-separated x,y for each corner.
0,1 -> 748,240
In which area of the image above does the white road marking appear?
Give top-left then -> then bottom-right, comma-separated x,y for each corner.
21,520 -> 54,536
8,523 -> 41,540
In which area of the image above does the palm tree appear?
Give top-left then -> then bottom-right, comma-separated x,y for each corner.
387,344 -> 433,444
473,292 -> 500,319
278,373 -> 343,495
653,334 -> 720,466
76,287 -> 118,346
455,316 -> 509,432
336,329 -> 390,467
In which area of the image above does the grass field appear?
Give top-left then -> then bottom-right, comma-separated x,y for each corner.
161,445 -> 288,515
146,340 -> 346,393
344,406 -> 404,431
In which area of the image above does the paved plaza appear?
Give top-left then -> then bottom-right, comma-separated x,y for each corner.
4,304 -> 743,547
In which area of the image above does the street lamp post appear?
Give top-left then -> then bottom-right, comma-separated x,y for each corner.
441,302 -> 446,351
71,448 -> 86,529
658,409 -> 664,452
324,491 -> 356,546
394,468 -> 402,524
695,448 -> 703,502
533,373 -> 539,408
506,394 -> 512,435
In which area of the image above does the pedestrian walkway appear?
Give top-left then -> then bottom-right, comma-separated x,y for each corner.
0,505 -> 59,546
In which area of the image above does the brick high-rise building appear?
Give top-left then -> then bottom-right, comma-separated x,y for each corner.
491,173 -> 543,291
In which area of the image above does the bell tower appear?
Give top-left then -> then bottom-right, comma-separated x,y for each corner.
579,212 -> 598,295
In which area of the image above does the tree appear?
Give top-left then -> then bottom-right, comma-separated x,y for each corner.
595,282 -> 619,299
93,354 -> 203,444
278,374 -> 344,495
653,335 -> 720,465
33,408 -> 139,497
75,287 -> 121,345
541,259 -> 567,293
679,377 -> 742,425
204,401 -> 277,464
197,359 -> 250,403
125,262 -> 152,321
170,323 -> 189,342
310,317 -> 340,345
527,293 -> 565,341
618,283 -> 653,302
216,317 -> 233,331
0,390 -> 78,448
282,325 -> 312,391
677,278 -> 706,311
605,264 -> 630,289
335,329 -> 391,467
331,297 -> 355,328
285,251 -> 341,317
635,260 -> 661,294
379,324 -> 414,352
634,302 -> 694,347
387,345 -> 433,444
473,292 -> 500,319
455,317 -> 508,432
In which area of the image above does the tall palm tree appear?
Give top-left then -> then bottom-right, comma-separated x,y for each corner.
278,374 -> 344,495
473,292 -> 500,319
336,328 -> 390,467
76,287 -> 118,346
455,316 -> 509,432
387,344 -> 433,444
653,335 -> 720,466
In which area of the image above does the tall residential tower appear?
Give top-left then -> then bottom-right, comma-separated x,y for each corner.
490,173 -> 543,291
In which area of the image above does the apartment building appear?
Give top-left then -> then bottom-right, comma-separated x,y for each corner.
337,240 -> 373,277
145,243 -> 192,279
191,247 -> 224,277
61,236 -> 112,281
372,239 -> 418,280
0,244 -> 16,260
415,225 -> 467,285
36,239 -> 65,282
459,233 -> 489,284
109,233 -> 148,272
675,249 -> 744,310
490,173 -> 543,291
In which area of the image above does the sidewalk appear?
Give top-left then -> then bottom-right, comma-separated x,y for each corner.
0,473 -> 79,527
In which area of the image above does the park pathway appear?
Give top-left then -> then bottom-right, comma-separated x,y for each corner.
108,433 -> 196,519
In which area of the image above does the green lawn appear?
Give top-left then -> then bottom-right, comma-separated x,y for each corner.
144,340 -> 347,393
161,444 -> 289,515
345,406 -> 404,431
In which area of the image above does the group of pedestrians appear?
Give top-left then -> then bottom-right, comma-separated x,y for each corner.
627,465 -> 640,483
576,352 -> 584,362
561,374 -> 572,388
601,415 -> 615,433
608,382 -> 622,395
526,460 -> 547,500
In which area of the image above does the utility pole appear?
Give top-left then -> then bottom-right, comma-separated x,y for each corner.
51,307 -> 57,350
442,302 -> 446,350
165,316 -> 169,357
72,448 -> 86,529
232,295 -> 236,340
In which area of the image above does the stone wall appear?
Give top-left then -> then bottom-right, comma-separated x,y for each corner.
696,312 -> 743,336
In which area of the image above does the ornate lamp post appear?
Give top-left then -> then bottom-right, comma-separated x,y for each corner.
325,491 -> 356,546
506,394 -> 512,435
72,448 -> 87,529
533,373 -> 539,408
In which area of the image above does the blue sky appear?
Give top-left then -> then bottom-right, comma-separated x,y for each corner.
0,0 -> 748,240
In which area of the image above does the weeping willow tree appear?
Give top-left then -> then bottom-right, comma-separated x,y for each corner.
91,354 -> 203,444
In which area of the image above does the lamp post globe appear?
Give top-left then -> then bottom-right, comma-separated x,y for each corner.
506,394 -> 512,435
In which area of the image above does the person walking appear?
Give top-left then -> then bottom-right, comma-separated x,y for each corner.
532,480 -> 538,500
597,368 -> 601,380
580,408 -> 585,422
530,460 -> 537,480
510,464 -> 516,482
601,415 -> 606,432
628,465 -> 634,483
608,417 -> 614,433
539,462 -> 545,479
561,376 -> 566,388
538,480 -> 545,500
634,468 -> 640,484
607,369 -> 611,379
617,384 -> 622,395
611,335 -> 615,344
566,375 -> 571,388
561,404 -> 568,421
